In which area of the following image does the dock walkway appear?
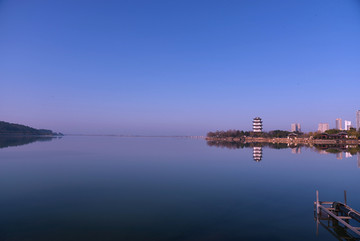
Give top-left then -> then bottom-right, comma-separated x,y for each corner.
315,191 -> 360,240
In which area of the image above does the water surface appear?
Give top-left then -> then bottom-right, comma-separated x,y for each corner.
0,136 -> 359,240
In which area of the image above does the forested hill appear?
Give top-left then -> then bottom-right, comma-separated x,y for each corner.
0,121 -> 62,136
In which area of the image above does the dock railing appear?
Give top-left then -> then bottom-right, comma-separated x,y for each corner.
315,190 -> 360,239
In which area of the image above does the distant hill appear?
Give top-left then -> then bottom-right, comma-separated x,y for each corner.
0,121 -> 62,136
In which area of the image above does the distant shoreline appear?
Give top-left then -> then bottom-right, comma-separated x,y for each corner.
62,134 -> 206,138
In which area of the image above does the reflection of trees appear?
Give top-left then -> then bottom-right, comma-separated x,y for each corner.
206,141 -> 248,149
0,135 -> 56,149
313,144 -> 360,155
207,140 -> 360,156
206,141 -> 297,162
206,141 -> 292,150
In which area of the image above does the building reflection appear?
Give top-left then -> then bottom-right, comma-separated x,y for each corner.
291,146 -> 301,154
336,152 -> 343,160
318,150 -> 329,155
253,147 -> 262,162
206,140 -> 360,167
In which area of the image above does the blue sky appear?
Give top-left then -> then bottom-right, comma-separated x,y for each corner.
1,0 -> 359,135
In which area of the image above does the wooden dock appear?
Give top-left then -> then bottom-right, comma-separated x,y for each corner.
315,190 -> 360,240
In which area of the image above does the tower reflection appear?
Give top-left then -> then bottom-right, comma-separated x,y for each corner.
253,147 -> 262,162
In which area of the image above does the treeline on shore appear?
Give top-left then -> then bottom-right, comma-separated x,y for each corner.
0,121 -> 63,136
312,128 -> 360,138
207,128 -> 360,139
207,129 -> 300,138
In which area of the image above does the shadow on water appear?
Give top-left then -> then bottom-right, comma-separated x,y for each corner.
0,135 -> 58,149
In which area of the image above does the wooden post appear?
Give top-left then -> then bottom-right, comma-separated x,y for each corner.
344,190 -> 347,205
316,190 -> 319,215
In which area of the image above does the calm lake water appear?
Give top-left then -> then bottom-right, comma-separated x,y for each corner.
0,136 -> 359,241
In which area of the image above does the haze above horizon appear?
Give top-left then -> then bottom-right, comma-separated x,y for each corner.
1,0 -> 359,135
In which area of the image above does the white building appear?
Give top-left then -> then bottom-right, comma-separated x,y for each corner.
344,120 -> 352,130
253,117 -> 263,132
336,118 -> 342,130
357,110 -> 360,131
318,123 -> 329,133
291,123 -> 301,132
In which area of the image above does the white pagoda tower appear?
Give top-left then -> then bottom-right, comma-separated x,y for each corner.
253,117 -> 263,132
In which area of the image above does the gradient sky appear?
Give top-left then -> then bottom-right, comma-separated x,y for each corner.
1,0 -> 359,135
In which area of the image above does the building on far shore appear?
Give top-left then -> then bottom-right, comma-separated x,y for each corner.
318,123 -> 329,133
344,120 -> 352,130
336,118 -> 342,130
253,117 -> 263,132
357,110 -> 360,131
291,123 -> 301,132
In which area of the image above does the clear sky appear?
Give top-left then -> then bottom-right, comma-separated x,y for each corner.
1,0 -> 359,135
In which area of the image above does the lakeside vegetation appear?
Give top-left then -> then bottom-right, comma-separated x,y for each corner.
207,128 -> 360,139
207,129 -> 302,138
315,128 -> 360,138
0,121 -> 63,136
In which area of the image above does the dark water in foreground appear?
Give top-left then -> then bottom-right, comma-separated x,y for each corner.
0,136 -> 359,241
